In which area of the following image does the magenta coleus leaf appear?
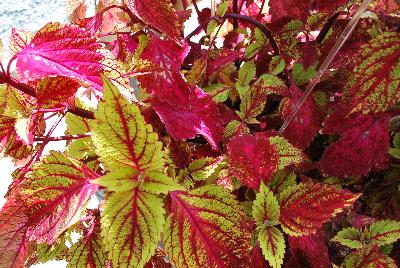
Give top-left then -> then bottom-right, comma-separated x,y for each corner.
0,198 -> 29,268
164,185 -> 251,268
20,151 -> 99,244
127,0 -> 182,39
279,85 -> 321,149
137,35 -> 225,149
15,22 -> 105,90
279,181 -> 360,236
320,113 -> 390,177
227,133 -> 279,190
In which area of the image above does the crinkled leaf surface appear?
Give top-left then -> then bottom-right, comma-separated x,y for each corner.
164,185 -> 251,268
91,75 -> 164,172
0,199 -> 29,268
228,134 -> 279,190
342,32 -> 400,115
279,181 -> 360,236
101,188 -> 164,268
320,113 -> 390,177
20,151 -> 99,244
15,22 -> 105,90
127,0 -> 182,39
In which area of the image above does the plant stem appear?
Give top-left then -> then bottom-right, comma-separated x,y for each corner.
34,133 -> 91,142
278,0 -> 373,134
232,0 -> 239,29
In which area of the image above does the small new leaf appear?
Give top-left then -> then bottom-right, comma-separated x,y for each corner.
252,183 -> 280,226
258,226 -> 285,268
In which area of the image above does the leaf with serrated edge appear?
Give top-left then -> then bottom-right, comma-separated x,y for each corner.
258,226 -> 285,268
20,151 -> 99,244
334,227 -> 363,249
252,183 -> 280,226
268,169 -> 297,195
101,188 -> 164,268
341,244 -> 397,268
164,185 -> 251,268
367,220 -> 400,246
269,136 -> 304,169
91,75 -> 164,172
67,216 -> 107,268
278,181 -> 360,236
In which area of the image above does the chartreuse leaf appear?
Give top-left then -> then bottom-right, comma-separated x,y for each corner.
102,187 -> 164,268
343,32 -> 400,114
68,216 -> 107,267
164,185 -> 251,267
36,232 -> 69,263
341,244 -> 396,268
278,181 -> 360,236
91,75 -> 164,172
333,227 -> 363,249
187,156 -> 224,181
366,220 -> 400,246
269,136 -> 304,169
267,169 -> 297,195
269,56 -> 286,75
238,61 -> 256,86
252,183 -> 280,226
20,151 -> 99,244
258,227 -> 285,268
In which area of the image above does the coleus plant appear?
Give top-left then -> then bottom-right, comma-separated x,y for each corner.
0,0 -> 399,267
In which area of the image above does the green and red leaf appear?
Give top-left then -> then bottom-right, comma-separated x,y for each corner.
164,185 -> 251,268
341,244 -> 396,268
101,188 -> 165,267
278,181 -> 360,236
20,151 -> 99,244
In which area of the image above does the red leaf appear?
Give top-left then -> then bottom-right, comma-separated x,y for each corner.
127,0 -> 182,39
31,76 -> 80,108
250,243 -> 270,268
206,49 -> 241,76
320,113 -> 390,177
287,231 -> 330,268
279,85 -> 321,149
20,152 -> 99,244
138,35 -> 225,149
269,0 -> 347,21
164,186 -> 251,267
279,181 -> 360,236
0,198 -> 29,268
343,244 -> 397,268
15,22 -> 105,90
227,133 -> 279,190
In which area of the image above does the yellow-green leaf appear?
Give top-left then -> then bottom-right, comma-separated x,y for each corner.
258,226 -> 285,268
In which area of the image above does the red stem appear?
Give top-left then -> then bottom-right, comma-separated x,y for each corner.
34,133 -> 91,142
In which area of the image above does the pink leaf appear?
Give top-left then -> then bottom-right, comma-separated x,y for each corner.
15,22 -> 105,90
320,113 -> 390,177
227,133 -> 279,190
20,152 -> 99,244
127,0 -> 182,39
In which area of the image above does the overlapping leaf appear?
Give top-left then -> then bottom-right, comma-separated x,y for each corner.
101,188 -> 165,268
334,227 -> 364,249
127,0 -> 182,39
341,244 -> 396,268
367,220 -> 400,246
0,198 -> 29,268
164,185 -> 251,268
279,85 -> 321,149
288,231 -> 331,268
90,75 -> 164,172
342,32 -> 400,115
15,22 -> 105,90
137,35 -> 225,149
228,134 -> 279,190
320,113 -> 390,177
68,214 -> 107,267
278,181 -> 360,236
19,151 -> 99,244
